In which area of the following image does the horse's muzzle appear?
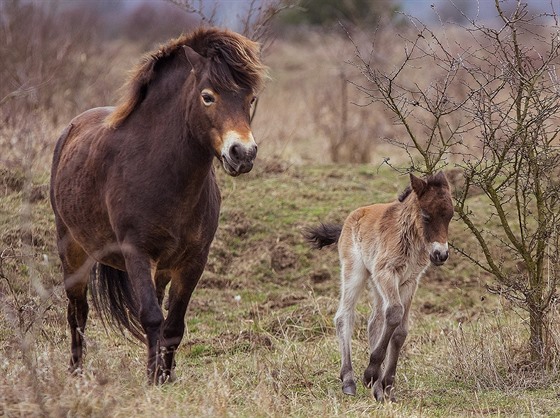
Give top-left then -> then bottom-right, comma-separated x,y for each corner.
221,141 -> 257,176
429,242 -> 449,266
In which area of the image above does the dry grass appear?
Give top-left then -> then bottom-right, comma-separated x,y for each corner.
1,164 -> 559,417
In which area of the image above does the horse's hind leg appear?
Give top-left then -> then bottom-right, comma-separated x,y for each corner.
334,258 -> 368,396
377,280 -> 417,402
58,236 -> 91,372
365,283 -> 385,390
363,270 -> 404,401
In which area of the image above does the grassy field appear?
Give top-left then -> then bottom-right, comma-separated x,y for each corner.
1,163 -> 559,417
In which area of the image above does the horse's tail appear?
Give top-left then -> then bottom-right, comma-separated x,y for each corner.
89,263 -> 146,343
303,223 -> 342,249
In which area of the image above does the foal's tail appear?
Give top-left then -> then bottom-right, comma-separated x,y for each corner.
303,223 -> 342,249
89,263 -> 146,343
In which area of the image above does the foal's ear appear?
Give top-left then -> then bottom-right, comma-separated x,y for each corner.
410,173 -> 427,197
433,170 -> 450,187
183,45 -> 204,74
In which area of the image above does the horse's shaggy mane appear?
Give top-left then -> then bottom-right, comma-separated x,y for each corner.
106,27 -> 268,128
398,186 -> 413,203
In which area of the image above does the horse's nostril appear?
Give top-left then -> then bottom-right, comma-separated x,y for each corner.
249,144 -> 257,159
230,144 -> 241,161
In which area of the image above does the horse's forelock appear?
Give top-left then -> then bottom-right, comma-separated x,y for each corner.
191,29 -> 268,93
426,172 -> 449,189
106,28 -> 267,129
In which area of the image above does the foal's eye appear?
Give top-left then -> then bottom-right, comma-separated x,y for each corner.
250,97 -> 257,105
421,212 -> 431,223
201,91 -> 216,106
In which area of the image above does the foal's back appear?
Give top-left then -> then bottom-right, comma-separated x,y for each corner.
337,198 -> 426,277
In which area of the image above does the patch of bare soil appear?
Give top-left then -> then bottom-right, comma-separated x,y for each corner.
221,209 -> 254,237
270,242 -> 298,272
309,268 -> 331,284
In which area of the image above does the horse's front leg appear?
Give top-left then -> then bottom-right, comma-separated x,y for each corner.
158,260 -> 207,382
122,249 -> 164,384
363,270 -> 404,401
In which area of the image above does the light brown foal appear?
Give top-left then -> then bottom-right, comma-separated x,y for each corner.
305,172 -> 453,401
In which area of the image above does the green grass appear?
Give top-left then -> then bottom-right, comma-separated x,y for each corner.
1,164 -> 559,417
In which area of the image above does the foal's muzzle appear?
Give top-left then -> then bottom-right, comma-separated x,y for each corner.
220,131 -> 258,177
429,242 -> 449,266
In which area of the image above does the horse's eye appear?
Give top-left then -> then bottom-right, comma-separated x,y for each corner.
201,91 -> 216,106
421,212 -> 431,223
250,97 -> 257,105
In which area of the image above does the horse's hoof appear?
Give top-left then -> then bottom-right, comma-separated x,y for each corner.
68,360 -> 83,376
363,367 -> 377,388
342,380 -> 356,396
163,369 -> 177,383
372,382 -> 384,402
69,366 -> 83,377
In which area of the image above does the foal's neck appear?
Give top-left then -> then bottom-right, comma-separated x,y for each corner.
398,194 -> 425,247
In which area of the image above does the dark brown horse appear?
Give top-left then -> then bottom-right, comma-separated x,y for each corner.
305,172 -> 453,401
50,28 -> 267,383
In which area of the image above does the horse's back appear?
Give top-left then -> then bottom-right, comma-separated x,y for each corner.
338,201 -> 397,261
342,202 -> 396,236
50,107 -> 118,257
51,106 -> 114,175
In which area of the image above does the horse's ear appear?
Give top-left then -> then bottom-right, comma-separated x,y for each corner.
410,173 -> 427,197
183,45 -> 204,74
434,171 -> 450,187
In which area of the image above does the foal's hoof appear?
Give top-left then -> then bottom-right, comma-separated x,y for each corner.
68,360 -> 83,376
342,380 -> 356,396
372,381 -> 396,403
372,381 -> 384,402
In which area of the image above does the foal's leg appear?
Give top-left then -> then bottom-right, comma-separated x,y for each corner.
334,258 -> 368,396
363,270 -> 404,399
374,280 -> 418,402
58,235 -> 92,372
158,260 -> 207,382
365,283 -> 385,388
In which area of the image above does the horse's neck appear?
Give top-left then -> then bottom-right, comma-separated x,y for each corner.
397,196 -> 425,249
137,57 -> 188,133
124,56 -> 213,178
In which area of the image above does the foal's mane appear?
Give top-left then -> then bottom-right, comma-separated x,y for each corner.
106,27 -> 268,128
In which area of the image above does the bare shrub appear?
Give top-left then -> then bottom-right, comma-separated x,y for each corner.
0,1 -> 124,170
122,2 -> 198,47
352,1 -> 560,368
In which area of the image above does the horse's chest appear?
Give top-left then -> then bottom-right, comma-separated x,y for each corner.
151,200 -> 220,265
